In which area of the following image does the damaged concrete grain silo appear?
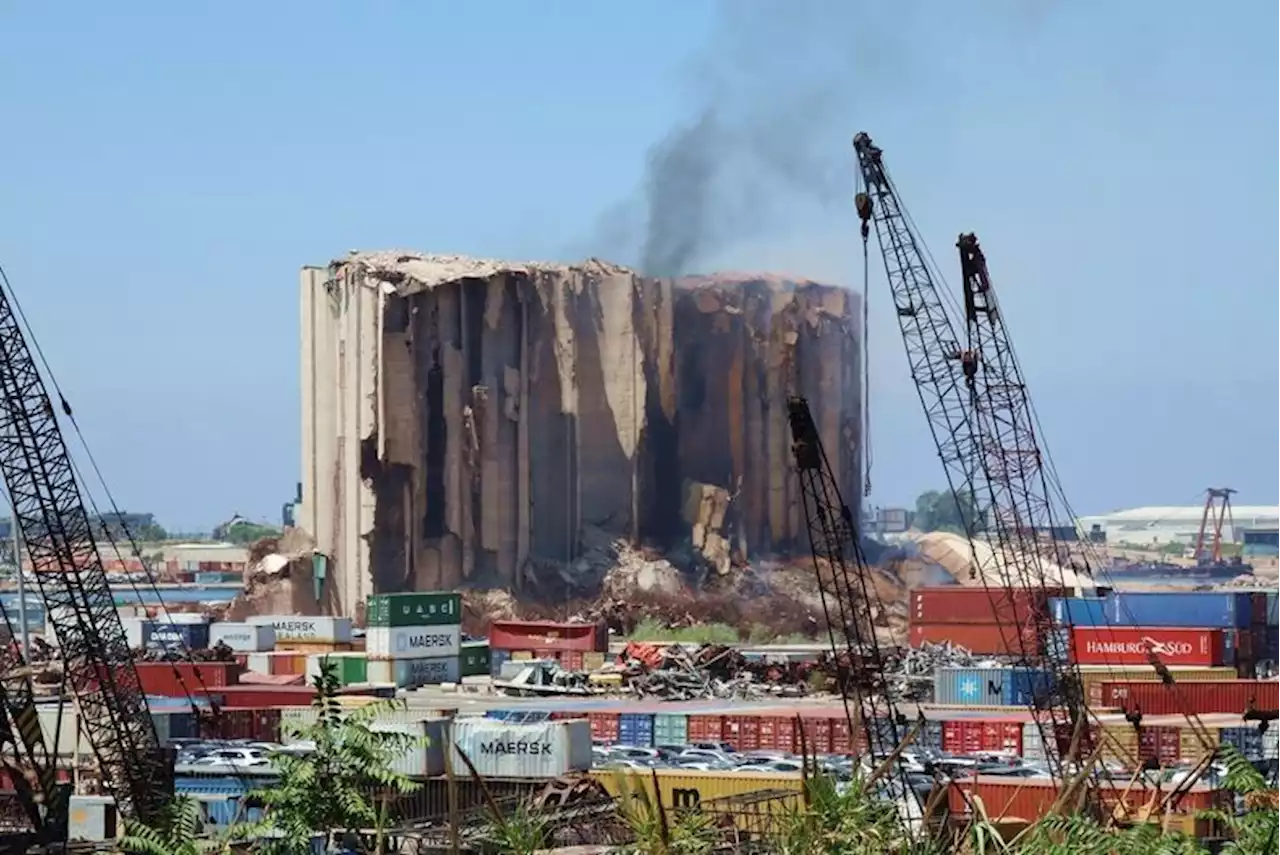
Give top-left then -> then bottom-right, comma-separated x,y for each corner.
296,252 -> 862,618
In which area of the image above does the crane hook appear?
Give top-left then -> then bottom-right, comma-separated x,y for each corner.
854,192 -> 872,240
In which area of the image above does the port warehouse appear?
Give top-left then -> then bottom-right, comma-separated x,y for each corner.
1075,504 -> 1279,554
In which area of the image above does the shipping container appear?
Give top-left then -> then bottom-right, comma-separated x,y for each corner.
590,769 -> 803,816
1070,627 -> 1229,667
449,719 -> 592,778
244,652 -> 306,678
151,710 -> 200,744
686,715 -> 725,746
758,716 -> 796,753
68,795 -> 116,842
933,667 -> 1057,707
1220,726 -> 1266,762
37,704 -> 85,755
133,662 -> 241,697
947,776 -> 1225,822
489,649 -> 510,678
909,622 -> 1038,655
910,587 -> 1065,626
367,656 -> 460,687
1097,680 -> 1279,716
209,623 -> 275,653
366,625 -> 462,659
273,641 -> 355,655
366,592 -> 462,628
1049,597 -> 1108,627
370,718 -> 448,777
215,686 -> 318,708
617,713 -> 655,747
488,620 -> 608,653
1109,591 -> 1261,629
588,712 -> 620,743
201,709 -> 282,743
1076,665 -> 1239,707
305,652 -> 368,686
792,711 -> 832,755
145,622 -> 211,652
941,717 -> 1024,756
653,713 -> 688,746
459,642 -> 491,678
120,617 -> 153,649
246,615 -> 353,643
582,652 -> 606,671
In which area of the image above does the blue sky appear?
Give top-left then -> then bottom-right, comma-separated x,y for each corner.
0,1 -> 1275,531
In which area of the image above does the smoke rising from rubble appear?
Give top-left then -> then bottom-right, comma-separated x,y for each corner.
624,0 -> 873,277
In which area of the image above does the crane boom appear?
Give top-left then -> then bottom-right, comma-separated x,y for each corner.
0,284 -> 171,824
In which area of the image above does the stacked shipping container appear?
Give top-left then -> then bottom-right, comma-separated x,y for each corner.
908,587 -> 1063,655
487,620 -> 609,674
366,592 -> 463,687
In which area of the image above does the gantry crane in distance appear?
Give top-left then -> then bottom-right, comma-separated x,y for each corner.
0,273 -> 173,835
786,398 -> 909,768
850,132 -> 1093,792
1194,487 -> 1240,567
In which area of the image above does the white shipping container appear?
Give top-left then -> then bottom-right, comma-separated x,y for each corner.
244,653 -> 273,675
1266,728 -> 1279,761
280,706 -> 456,744
366,625 -> 461,659
366,656 -> 460,687
37,705 -> 84,756
370,718 -> 448,777
247,615 -> 352,643
1021,722 -> 1045,762
67,795 -> 116,842
449,719 -> 591,779
119,617 -> 152,649
157,612 -> 209,625
209,622 -> 276,652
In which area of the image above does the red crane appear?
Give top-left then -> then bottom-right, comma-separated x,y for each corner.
1193,487 -> 1238,565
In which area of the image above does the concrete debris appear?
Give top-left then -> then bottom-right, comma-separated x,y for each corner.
298,255 -> 863,616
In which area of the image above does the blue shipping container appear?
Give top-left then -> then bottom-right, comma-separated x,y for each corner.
1108,592 -> 1256,629
617,713 -> 654,747
918,721 -> 944,752
1266,592 -> 1278,628
1049,598 -> 1109,627
490,649 -> 510,678
934,667 -> 1057,706
1220,727 -> 1265,762
145,622 -> 211,651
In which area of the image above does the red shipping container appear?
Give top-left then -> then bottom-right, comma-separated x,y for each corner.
547,650 -> 584,671
941,718 -> 1024,755
687,715 -> 725,745
1071,628 -> 1228,667
1139,726 -> 1181,766
911,586 -> 1065,625
909,622 -> 1038,655
948,776 -> 1223,821
133,662 -> 241,697
831,716 -> 854,755
489,620 -> 607,653
216,686 -> 318,708
202,709 -> 282,742
588,712 -> 619,743
793,712 -> 833,755
1099,680 -> 1279,716
758,716 -> 796,753
726,715 -> 761,752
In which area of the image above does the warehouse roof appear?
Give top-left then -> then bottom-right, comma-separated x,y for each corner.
334,250 -> 634,296
1081,505 -> 1279,525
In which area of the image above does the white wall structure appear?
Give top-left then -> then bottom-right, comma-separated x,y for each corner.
1077,505 -> 1280,547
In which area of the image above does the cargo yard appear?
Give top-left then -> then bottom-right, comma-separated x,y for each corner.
0,5 -> 1275,854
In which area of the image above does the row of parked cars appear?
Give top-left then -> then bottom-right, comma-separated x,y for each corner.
169,738 -> 308,770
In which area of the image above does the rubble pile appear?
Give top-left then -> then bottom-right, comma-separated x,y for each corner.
616,642 -> 814,701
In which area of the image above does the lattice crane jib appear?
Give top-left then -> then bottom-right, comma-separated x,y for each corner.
0,286 -> 171,825
851,132 -> 1089,787
786,397 -> 903,758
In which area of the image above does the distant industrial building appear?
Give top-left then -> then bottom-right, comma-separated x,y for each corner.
1076,505 -> 1279,548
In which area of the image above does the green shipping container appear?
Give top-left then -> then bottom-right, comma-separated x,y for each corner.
460,641 -> 491,677
367,592 -> 462,628
339,654 -> 367,685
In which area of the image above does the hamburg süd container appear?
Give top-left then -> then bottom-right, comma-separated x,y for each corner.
1097,680 -> 1279,716
305,652 -> 368,686
209,622 -> 276,652
1049,597 -> 1108,627
1069,627 -> 1229,667
366,592 -> 462,628
366,625 -> 462,660
366,656 -> 460,688
488,620 -> 608,654
1108,591 -> 1261,629
909,622 -> 1038,655
933,667 -> 1057,707
910,587 -> 1066,626
370,718 -> 448,777
145,622 -> 211,652
246,615 -> 353,644
449,718 -> 592,778
459,641 -> 491,678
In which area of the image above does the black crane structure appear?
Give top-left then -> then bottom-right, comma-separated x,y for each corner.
0,279 -> 172,836
786,398 -> 907,764
851,132 -> 1089,787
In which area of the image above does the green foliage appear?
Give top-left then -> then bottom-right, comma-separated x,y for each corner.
612,771 -> 719,855
220,522 -> 280,545
913,489 -> 981,534
1198,745 -> 1277,855
771,772 -> 927,855
118,795 -> 229,855
625,618 -> 813,644
233,659 -> 428,854
482,799 -> 552,854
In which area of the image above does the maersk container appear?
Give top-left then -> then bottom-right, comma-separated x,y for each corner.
366,592 -> 462,628
460,641 -> 491,678
209,622 -> 275,652
1108,592 -> 1258,629
654,713 -> 688,746
305,652 -> 368,686
246,615 -> 353,644
1049,597 -> 1108,627
366,656 -> 460,688
145,622 -> 211,651
370,718 -> 448,777
449,718 -> 592,779
934,667 -> 1058,707
618,713 -> 655,747
367,625 -> 462,659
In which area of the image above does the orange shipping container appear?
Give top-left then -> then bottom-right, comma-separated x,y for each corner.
949,776 -> 1226,821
